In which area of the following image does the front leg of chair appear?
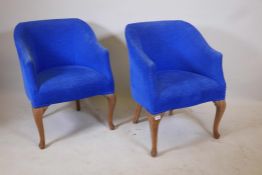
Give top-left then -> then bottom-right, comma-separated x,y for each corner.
213,100 -> 226,139
147,113 -> 164,157
32,107 -> 46,149
75,100 -> 81,111
105,94 -> 116,130
133,104 -> 142,123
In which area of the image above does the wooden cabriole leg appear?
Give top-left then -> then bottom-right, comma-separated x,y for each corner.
32,107 -> 46,149
133,104 -> 142,123
76,100 -> 81,111
213,100 -> 226,139
43,106 -> 48,115
105,94 -> 116,130
147,113 -> 164,157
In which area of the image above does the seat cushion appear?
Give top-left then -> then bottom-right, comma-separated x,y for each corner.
31,65 -> 114,107
149,70 -> 225,114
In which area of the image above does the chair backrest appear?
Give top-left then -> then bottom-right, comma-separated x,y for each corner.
126,20 -> 211,71
14,18 -> 97,73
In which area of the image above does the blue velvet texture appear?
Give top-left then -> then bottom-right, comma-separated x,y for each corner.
14,18 -> 114,108
125,20 -> 226,115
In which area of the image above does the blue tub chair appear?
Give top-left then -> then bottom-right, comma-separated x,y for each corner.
125,20 -> 226,157
14,18 -> 116,149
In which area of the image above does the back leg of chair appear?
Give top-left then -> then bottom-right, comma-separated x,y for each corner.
105,94 -> 116,130
213,100 -> 226,139
133,104 -> 142,123
32,107 -> 46,149
76,100 -> 81,111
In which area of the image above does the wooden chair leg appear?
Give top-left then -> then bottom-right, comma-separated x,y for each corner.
168,110 -> 173,116
32,107 -> 46,149
147,113 -> 164,157
42,106 -> 48,115
105,94 -> 116,130
213,100 -> 226,139
133,104 -> 142,123
76,100 -> 81,111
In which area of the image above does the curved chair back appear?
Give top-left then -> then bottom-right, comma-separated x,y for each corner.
126,20 -> 212,71
14,18 -> 97,73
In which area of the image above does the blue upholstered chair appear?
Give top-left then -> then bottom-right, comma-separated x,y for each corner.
14,18 -> 116,149
125,20 -> 226,157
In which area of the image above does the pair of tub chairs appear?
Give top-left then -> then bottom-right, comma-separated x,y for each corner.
14,18 -> 226,157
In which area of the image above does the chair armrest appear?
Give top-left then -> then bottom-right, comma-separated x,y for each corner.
14,26 -> 39,100
127,42 -> 157,104
199,46 -> 226,86
81,42 -> 114,83
17,51 -> 39,99
180,36 -> 226,86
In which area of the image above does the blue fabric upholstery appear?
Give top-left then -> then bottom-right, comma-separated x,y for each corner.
14,18 -> 114,108
125,20 -> 226,115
